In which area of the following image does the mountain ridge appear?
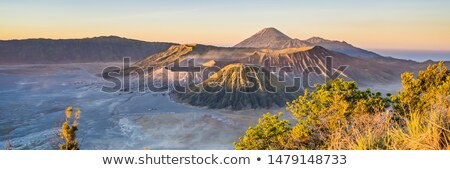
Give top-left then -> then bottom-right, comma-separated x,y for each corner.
234,27 -> 382,58
0,36 -> 176,64
132,43 -> 450,87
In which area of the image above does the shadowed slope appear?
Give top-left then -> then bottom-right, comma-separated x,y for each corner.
171,64 -> 300,110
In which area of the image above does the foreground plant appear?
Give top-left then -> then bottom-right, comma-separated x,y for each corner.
235,62 -> 450,150
59,106 -> 80,150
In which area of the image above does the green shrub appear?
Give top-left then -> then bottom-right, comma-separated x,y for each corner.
235,62 -> 450,150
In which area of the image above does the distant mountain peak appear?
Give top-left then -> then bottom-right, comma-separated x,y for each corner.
87,35 -> 129,41
234,27 -> 305,49
305,37 -> 329,43
234,27 -> 382,57
93,35 -> 123,39
261,27 -> 277,30
255,27 -> 291,40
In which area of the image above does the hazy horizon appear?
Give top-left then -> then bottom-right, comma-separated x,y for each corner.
373,49 -> 450,62
1,0 -> 450,52
1,34 -> 448,62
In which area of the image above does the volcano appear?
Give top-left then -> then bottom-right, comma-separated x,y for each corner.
234,27 -> 382,58
171,63 -> 300,110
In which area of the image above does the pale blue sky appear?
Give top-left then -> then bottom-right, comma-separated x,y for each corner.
1,0 -> 449,51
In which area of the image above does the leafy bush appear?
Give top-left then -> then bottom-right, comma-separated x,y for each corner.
234,113 -> 292,150
235,62 -> 450,150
